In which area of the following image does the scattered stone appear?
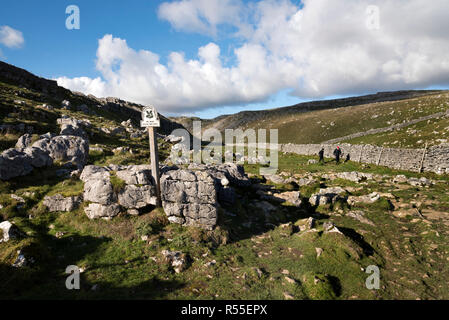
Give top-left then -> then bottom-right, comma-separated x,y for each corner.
283,292 -> 294,300
0,221 -> 20,242
347,211 -> 375,226
12,250 -> 28,268
128,209 -> 140,216
309,187 -> 346,206
393,175 -> 408,183
323,221 -> 343,235
161,250 -> 187,273
347,192 -> 380,205
264,174 -> 285,184
315,247 -> 323,258
285,276 -> 296,284
335,172 -> 373,182
274,191 -> 302,207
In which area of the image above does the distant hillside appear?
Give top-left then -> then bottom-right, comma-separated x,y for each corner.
0,61 -> 185,137
171,90 -> 449,147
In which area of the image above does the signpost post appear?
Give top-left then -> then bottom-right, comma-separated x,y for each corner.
141,106 -> 161,207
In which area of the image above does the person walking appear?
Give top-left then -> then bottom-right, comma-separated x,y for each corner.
318,148 -> 325,164
333,146 -> 342,164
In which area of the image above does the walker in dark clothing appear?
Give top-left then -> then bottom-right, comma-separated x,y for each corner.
333,147 -> 342,164
318,148 -> 325,164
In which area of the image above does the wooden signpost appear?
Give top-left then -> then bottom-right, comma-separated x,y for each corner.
141,106 -> 161,207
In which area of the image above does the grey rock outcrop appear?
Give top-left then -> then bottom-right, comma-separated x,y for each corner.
0,147 -> 53,180
43,194 -> 83,212
32,135 -> 89,169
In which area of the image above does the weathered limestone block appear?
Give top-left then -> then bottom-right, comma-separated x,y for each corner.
32,135 -> 89,168
118,185 -> 157,209
116,165 -> 153,185
84,203 -> 121,220
43,194 -> 82,212
83,178 -> 116,205
161,169 -> 218,230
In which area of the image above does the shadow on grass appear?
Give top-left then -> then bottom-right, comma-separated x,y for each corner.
0,230 -> 184,299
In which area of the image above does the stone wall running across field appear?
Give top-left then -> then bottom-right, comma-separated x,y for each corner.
280,143 -> 449,174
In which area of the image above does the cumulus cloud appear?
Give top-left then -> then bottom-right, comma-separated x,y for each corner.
0,25 -> 24,48
158,0 -> 246,36
57,0 -> 449,114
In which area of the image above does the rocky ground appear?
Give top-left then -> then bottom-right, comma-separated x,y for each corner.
1,64 -> 449,300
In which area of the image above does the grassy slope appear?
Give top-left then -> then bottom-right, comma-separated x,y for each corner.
173,91 -> 449,146
242,92 -> 449,145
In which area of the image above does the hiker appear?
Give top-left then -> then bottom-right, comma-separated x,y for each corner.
345,153 -> 350,163
318,148 -> 325,164
333,146 -> 342,164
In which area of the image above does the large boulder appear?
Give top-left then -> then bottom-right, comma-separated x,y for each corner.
32,135 -> 89,168
84,203 -> 121,220
57,117 -> 89,139
23,147 -> 53,168
43,194 -> 83,212
83,178 -> 116,205
161,169 -> 218,230
0,148 -> 33,180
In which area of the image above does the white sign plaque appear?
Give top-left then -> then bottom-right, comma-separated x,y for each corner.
141,106 -> 160,127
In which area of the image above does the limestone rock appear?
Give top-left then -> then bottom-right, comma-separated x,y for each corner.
118,185 -> 157,209
0,148 -> 33,180
43,194 -> 82,212
83,178 -> 116,205
274,191 -> 302,207
32,135 -> 89,168
84,203 -> 121,219
161,250 -> 187,273
309,187 -> 347,206
347,192 -> 380,205
116,165 -> 153,185
15,133 -> 32,149
80,165 -> 110,182
0,221 -> 20,242
161,169 -> 218,230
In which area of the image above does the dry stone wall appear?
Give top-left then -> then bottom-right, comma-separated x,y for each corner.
281,143 -> 449,174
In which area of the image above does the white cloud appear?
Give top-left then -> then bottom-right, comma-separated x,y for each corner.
158,0 -> 245,36
57,0 -> 449,114
0,25 -> 24,48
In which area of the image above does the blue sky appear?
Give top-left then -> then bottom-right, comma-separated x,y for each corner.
1,0 -> 449,118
